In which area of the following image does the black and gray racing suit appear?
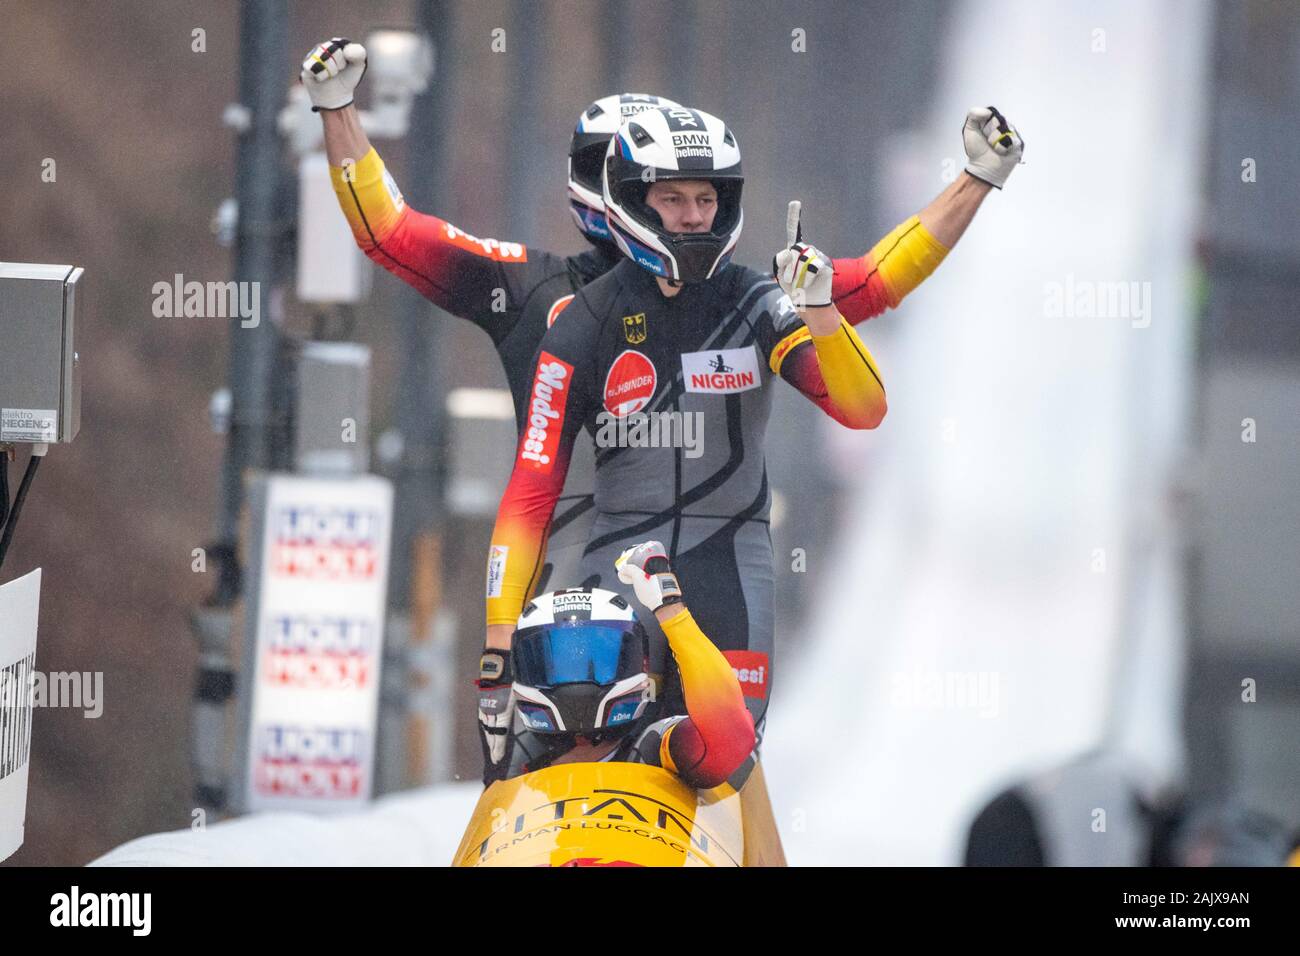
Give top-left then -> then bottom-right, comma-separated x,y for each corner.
486,259 -> 888,739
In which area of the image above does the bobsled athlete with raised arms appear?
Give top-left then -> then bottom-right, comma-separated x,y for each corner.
482,100 -> 1024,747
299,36 -> 1025,595
477,541 -> 755,789
483,105 -> 893,749
300,39 -> 1025,777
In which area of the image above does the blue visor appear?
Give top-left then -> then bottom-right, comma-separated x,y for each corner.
513,624 -> 642,687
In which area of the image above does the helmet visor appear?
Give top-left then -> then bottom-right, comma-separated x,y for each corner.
571,132 -> 613,194
571,144 -> 607,193
513,623 -> 643,687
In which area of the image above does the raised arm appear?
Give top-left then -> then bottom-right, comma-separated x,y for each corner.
829,213 -> 950,326
302,39 -> 534,338
771,315 -> 887,430
831,105 -> 1025,326
918,172 -> 993,248
616,543 -> 755,790
770,204 -> 888,430
319,98 -> 373,167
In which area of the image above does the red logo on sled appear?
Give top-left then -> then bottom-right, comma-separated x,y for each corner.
547,858 -> 644,867
603,349 -> 656,417
723,650 -> 769,700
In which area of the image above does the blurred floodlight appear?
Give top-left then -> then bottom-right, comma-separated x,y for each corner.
447,387 -> 514,421
366,29 -> 434,98
208,387 -> 232,436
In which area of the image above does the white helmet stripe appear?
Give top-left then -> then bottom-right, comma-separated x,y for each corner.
593,674 -> 653,728
511,683 -> 567,732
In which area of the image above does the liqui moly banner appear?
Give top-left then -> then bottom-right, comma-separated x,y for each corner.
243,476 -> 392,813
0,568 -> 40,861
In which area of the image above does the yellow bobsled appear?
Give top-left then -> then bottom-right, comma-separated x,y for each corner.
452,760 -> 786,867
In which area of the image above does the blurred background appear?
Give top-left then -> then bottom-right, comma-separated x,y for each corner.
2,0 -> 1298,866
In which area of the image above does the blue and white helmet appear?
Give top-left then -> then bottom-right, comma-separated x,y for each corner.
602,105 -> 744,283
511,587 -> 654,736
569,93 -> 682,247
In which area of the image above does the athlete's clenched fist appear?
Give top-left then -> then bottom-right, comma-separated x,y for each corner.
962,106 -> 1024,189
615,541 -> 683,613
773,200 -> 834,310
300,38 -> 368,112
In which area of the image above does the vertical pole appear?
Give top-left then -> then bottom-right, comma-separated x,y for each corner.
194,0 -> 289,812
378,0 -> 456,791
216,0 -> 290,582
505,0 -> 544,241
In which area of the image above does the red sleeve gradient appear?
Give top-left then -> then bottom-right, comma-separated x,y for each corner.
769,317 -> 887,430
486,349 -> 585,625
330,147 -> 526,318
657,608 -> 756,790
831,214 -> 949,325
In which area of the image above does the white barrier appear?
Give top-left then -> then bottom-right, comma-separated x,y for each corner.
0,568 -> 41,862
89,782 -> 481,867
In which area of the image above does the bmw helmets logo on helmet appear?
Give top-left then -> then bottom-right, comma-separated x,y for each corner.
568,93 -> 682,247
510,587 -> 654,737
601,105 -> 744,284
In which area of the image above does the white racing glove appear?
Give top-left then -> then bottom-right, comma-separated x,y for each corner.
300,37 -> 368,112
772,200 -> 834,309
615,541 -> 683,613
475,648 -> 514,781
962,106 -> 1024,189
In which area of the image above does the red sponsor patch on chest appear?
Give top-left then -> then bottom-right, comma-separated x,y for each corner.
603,349 -> 657,417
519,352 -> 574,473
722,650 -> 769,700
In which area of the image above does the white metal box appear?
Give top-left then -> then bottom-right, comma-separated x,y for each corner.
0,263 -> 83,443
296,153 -> 372,305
